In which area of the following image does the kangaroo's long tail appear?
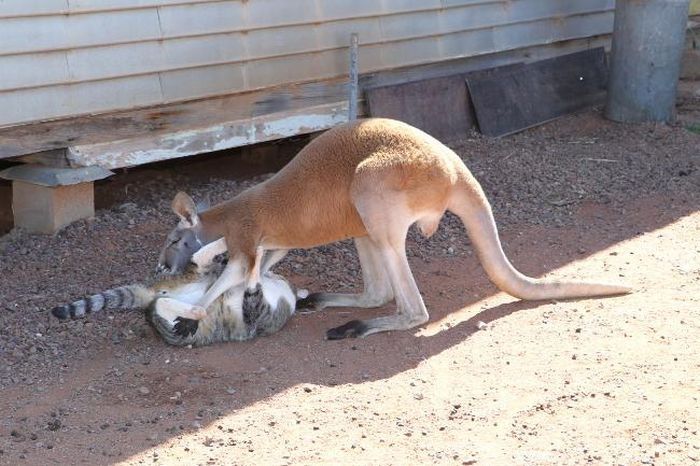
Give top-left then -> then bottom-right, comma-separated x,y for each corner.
449,177 -> 632,300
51,285 -> 155,320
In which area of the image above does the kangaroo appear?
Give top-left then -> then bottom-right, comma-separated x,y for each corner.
52,242 -> 303,346
157,118 -> 631,340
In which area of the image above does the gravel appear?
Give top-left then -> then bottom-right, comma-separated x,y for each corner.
0,100 -> 699,393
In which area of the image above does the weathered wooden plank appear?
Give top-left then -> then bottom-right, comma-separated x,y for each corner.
67,101 -> 349,169
466,47 -> 608,137
366,75 -> 476,142
0,79 -> 349,159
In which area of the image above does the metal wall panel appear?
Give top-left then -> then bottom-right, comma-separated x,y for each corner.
0,0 -> 618,127
0,76 -> 163,125
0,0 -> 67,18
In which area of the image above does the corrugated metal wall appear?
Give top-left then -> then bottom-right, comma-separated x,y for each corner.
0,0 -> 615,128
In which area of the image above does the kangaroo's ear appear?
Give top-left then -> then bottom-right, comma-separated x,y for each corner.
172,192 -> 199,227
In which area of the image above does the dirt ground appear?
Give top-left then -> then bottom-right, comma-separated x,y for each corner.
0,81 -> 699,465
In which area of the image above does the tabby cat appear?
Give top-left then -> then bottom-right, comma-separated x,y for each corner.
51,248 -> 302,347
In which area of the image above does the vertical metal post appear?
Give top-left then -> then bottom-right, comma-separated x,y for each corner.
606,0 -> 691,123
348,33 -> 359,121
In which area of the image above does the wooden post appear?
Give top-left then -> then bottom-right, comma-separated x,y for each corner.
348,33 -> 359,121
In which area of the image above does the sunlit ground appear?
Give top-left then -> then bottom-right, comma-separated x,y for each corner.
120,211 -> 699,466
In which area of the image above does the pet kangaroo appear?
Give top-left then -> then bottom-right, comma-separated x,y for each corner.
52,243 -> 302,346
158,118 -> 631,340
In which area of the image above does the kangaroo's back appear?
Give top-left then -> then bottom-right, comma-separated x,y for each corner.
216,118 -> 464,250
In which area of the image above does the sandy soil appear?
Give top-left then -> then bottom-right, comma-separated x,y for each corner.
0,83 -> 698,465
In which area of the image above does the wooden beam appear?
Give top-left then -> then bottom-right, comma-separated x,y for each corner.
66,101 -> 348,169
0,78 -> 349,161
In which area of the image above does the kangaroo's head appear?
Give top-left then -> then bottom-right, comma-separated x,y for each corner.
157,192 -> 208,275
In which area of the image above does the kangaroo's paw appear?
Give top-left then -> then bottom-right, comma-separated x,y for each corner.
326,320 -> 368,340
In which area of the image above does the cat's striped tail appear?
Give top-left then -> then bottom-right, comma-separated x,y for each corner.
51,285 -> 155,320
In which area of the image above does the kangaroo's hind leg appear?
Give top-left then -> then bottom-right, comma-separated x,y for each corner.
261,249 -> 288,273
326,195 -> 429,339
297,236 -> 394,313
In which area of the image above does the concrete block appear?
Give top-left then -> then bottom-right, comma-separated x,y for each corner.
12,181 -> 94,234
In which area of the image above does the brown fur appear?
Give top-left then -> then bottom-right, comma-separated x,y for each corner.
162,118 -> 631,339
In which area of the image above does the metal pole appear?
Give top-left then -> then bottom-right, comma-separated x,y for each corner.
348,33 -> 359,121
606,0 -> 691,123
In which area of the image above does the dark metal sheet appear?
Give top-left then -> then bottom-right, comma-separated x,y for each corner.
366,75 -> 476,142
466,48 -> 608,137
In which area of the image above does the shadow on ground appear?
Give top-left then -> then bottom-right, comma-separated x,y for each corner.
0,187 -> 696,464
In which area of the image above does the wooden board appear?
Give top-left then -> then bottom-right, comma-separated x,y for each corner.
466,47 -> 608,137
366,75 -> 476,142
0,78 -> 350,165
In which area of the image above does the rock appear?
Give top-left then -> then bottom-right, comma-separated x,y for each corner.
46,419 -> 61,431
477,321 -> 488,330
137,386 -> 150,395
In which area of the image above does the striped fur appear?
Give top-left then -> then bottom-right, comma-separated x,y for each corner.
50,253 -> 300,347
147,274 -> 297,347
51,285 -> 154,320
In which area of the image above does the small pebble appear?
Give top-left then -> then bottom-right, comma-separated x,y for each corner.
138,386 -> 150,395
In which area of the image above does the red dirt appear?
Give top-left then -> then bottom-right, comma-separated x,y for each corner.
0,94 -> 698,464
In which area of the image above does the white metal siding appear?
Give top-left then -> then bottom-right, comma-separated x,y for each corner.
0,0 -> 615,127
